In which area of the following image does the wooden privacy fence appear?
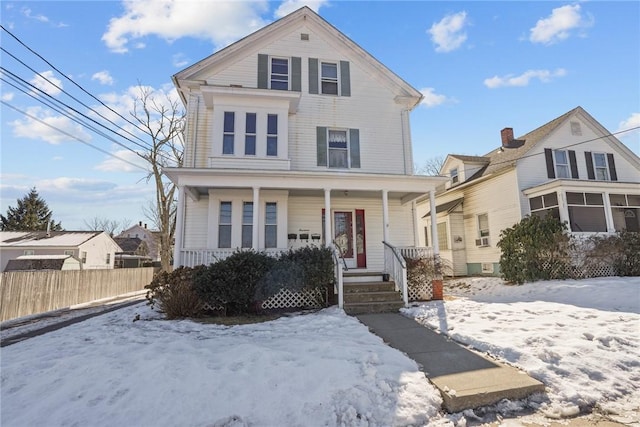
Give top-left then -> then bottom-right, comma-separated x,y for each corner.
0,268 -> 155,322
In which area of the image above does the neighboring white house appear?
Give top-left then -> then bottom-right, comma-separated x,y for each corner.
164,7 -> 446,287
115,222 -> 160,262
419,106 -> 640,276
0,231 -> 122,272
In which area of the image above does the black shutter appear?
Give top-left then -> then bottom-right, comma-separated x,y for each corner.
309,58 -> 319,94
544,149 -> 555,179
257,54 -> 268,89
340,61 -> 351,97
568,150 -> 579,179
317,127 -> 327,166
585,152 -> 595,180
349,128 -> 360,168
291,57 -> 301,92
607,153 -> 618,181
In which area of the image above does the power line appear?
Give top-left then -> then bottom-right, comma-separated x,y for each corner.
1,100 -> 150,172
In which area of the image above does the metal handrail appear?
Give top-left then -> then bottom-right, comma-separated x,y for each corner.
382,241 -> 406,268
331,240 -> 349,272
382,241 -> 408,307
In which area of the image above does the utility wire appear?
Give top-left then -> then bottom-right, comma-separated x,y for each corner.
1,100 -> 149,173
0,24 -> 155,150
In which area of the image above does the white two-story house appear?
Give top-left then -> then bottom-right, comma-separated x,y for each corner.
419,106 -> 640,276
165,7 -> 446,296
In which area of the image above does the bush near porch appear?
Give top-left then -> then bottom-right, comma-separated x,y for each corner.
145,247 -> 334,319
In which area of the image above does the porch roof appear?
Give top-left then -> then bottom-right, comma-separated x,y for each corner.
164,167 -> 448,203
522,178 -> 640,197
422,197 -> 464,218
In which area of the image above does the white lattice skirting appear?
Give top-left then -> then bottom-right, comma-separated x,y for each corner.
408,282 -> 433,302
261,288 -> 325,310
542,261 -> 616,279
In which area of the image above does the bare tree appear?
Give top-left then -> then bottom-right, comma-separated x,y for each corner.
415,155 -> 445,176
131,85 -> 185,272
84,216 -> 132,236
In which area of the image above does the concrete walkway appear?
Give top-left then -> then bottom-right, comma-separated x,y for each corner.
356,312 -> 545,413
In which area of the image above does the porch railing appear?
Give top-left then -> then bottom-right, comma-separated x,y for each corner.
382,241 -> 408,307
179,248 -> 286,267
397,246 -> 434,260
329,244 -> 345,309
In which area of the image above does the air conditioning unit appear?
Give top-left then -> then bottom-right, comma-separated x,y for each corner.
475,237 -> 490,247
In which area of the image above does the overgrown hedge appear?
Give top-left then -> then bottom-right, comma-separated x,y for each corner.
145,246 -> 335,318
498,214 -> 640,283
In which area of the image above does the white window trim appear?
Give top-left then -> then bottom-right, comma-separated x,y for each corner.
451,168 -> 459,184
320,61 -> 340,95
269,57 -> 290,90
592,152 -> 610,181
553,149 -> 570,179
327,128 -> 350,169
477,213 -> 490,238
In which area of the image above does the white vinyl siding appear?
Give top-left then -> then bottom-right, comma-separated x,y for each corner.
192,25 -> 411,175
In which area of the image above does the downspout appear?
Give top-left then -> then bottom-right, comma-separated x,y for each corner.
400,109 -> 408,175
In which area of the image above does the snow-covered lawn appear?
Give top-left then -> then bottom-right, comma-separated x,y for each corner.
403,276 -> 640,424
1,276 -> 638,426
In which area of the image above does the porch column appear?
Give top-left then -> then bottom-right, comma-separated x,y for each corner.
172,186 -> 186,268
430,190 -> 439,255
382,189 -> 389,242
603,191 -> 615,232
557,190 -> 570,228
252,186 -> 260,250
324,189 -> 332,245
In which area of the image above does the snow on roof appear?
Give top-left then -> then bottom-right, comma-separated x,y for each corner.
16,255 -> 74,260
0,231 -> 102,247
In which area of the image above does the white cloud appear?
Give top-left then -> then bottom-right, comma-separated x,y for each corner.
10,106 -> 93,145
94,149 -> 148,173
274,0 -> 328,18
529,4 -> 594,45
22,7 -> 49,23
92,70 -> 114,86
102,0 -> 271,53
38,177 -> 118,193
1,91 -> 14,101
172,53 -> 190,68
484,68 -> 567,88
419,87 -> 452,108
30,70 -> 63,96
617,112 -> 640,147
428,11 -> 468,53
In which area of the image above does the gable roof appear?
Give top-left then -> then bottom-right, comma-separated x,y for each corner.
444,106 -> 629,187
0,231 -> 104,248
4,255 -> 79,272
172,6 -> 422,107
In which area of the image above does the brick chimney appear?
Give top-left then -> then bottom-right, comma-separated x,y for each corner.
501,128 -> 514,147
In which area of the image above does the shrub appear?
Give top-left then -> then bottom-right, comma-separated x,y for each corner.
587,230 -> 640,277
145,266 -> 205,319
276,246 -> 334,306
192,250 -> 275,315
497,215 -> 571,284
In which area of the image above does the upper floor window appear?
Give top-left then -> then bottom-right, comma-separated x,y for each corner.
309,58 -> 350,96
81,251 -> 87,264
270,57 -> 289,90
451,168 -> 459,184
218,202 -> 232,248
317,127 -> 360,169
23,249 -> 35,256
321,62 -> 338,95
328,129 -> 348,168
106,253 -> 111,265
223,112 -> 235,155
477,213 -> 490,238
267,114 -> 278,156
592,153 -> 609,181
245,113 -> 256,156
553,150 -> 570,179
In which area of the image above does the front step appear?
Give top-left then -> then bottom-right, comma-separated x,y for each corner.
343,281 -> 404,315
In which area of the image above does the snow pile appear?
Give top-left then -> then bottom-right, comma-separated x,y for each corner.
1,305 -> 441,427
403,276 -> 640,422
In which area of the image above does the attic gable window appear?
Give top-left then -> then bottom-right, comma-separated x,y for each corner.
451,168 -> 459,184
570,121 -> 582,136
270,57 -> 289,90
321,62 -> 338,95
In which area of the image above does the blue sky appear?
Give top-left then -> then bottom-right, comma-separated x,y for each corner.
1,1 -> 639,231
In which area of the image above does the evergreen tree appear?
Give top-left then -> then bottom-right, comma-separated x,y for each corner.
0,187 -> 63,231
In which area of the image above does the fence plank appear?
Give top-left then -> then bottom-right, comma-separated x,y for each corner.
0,268 -> 155,322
